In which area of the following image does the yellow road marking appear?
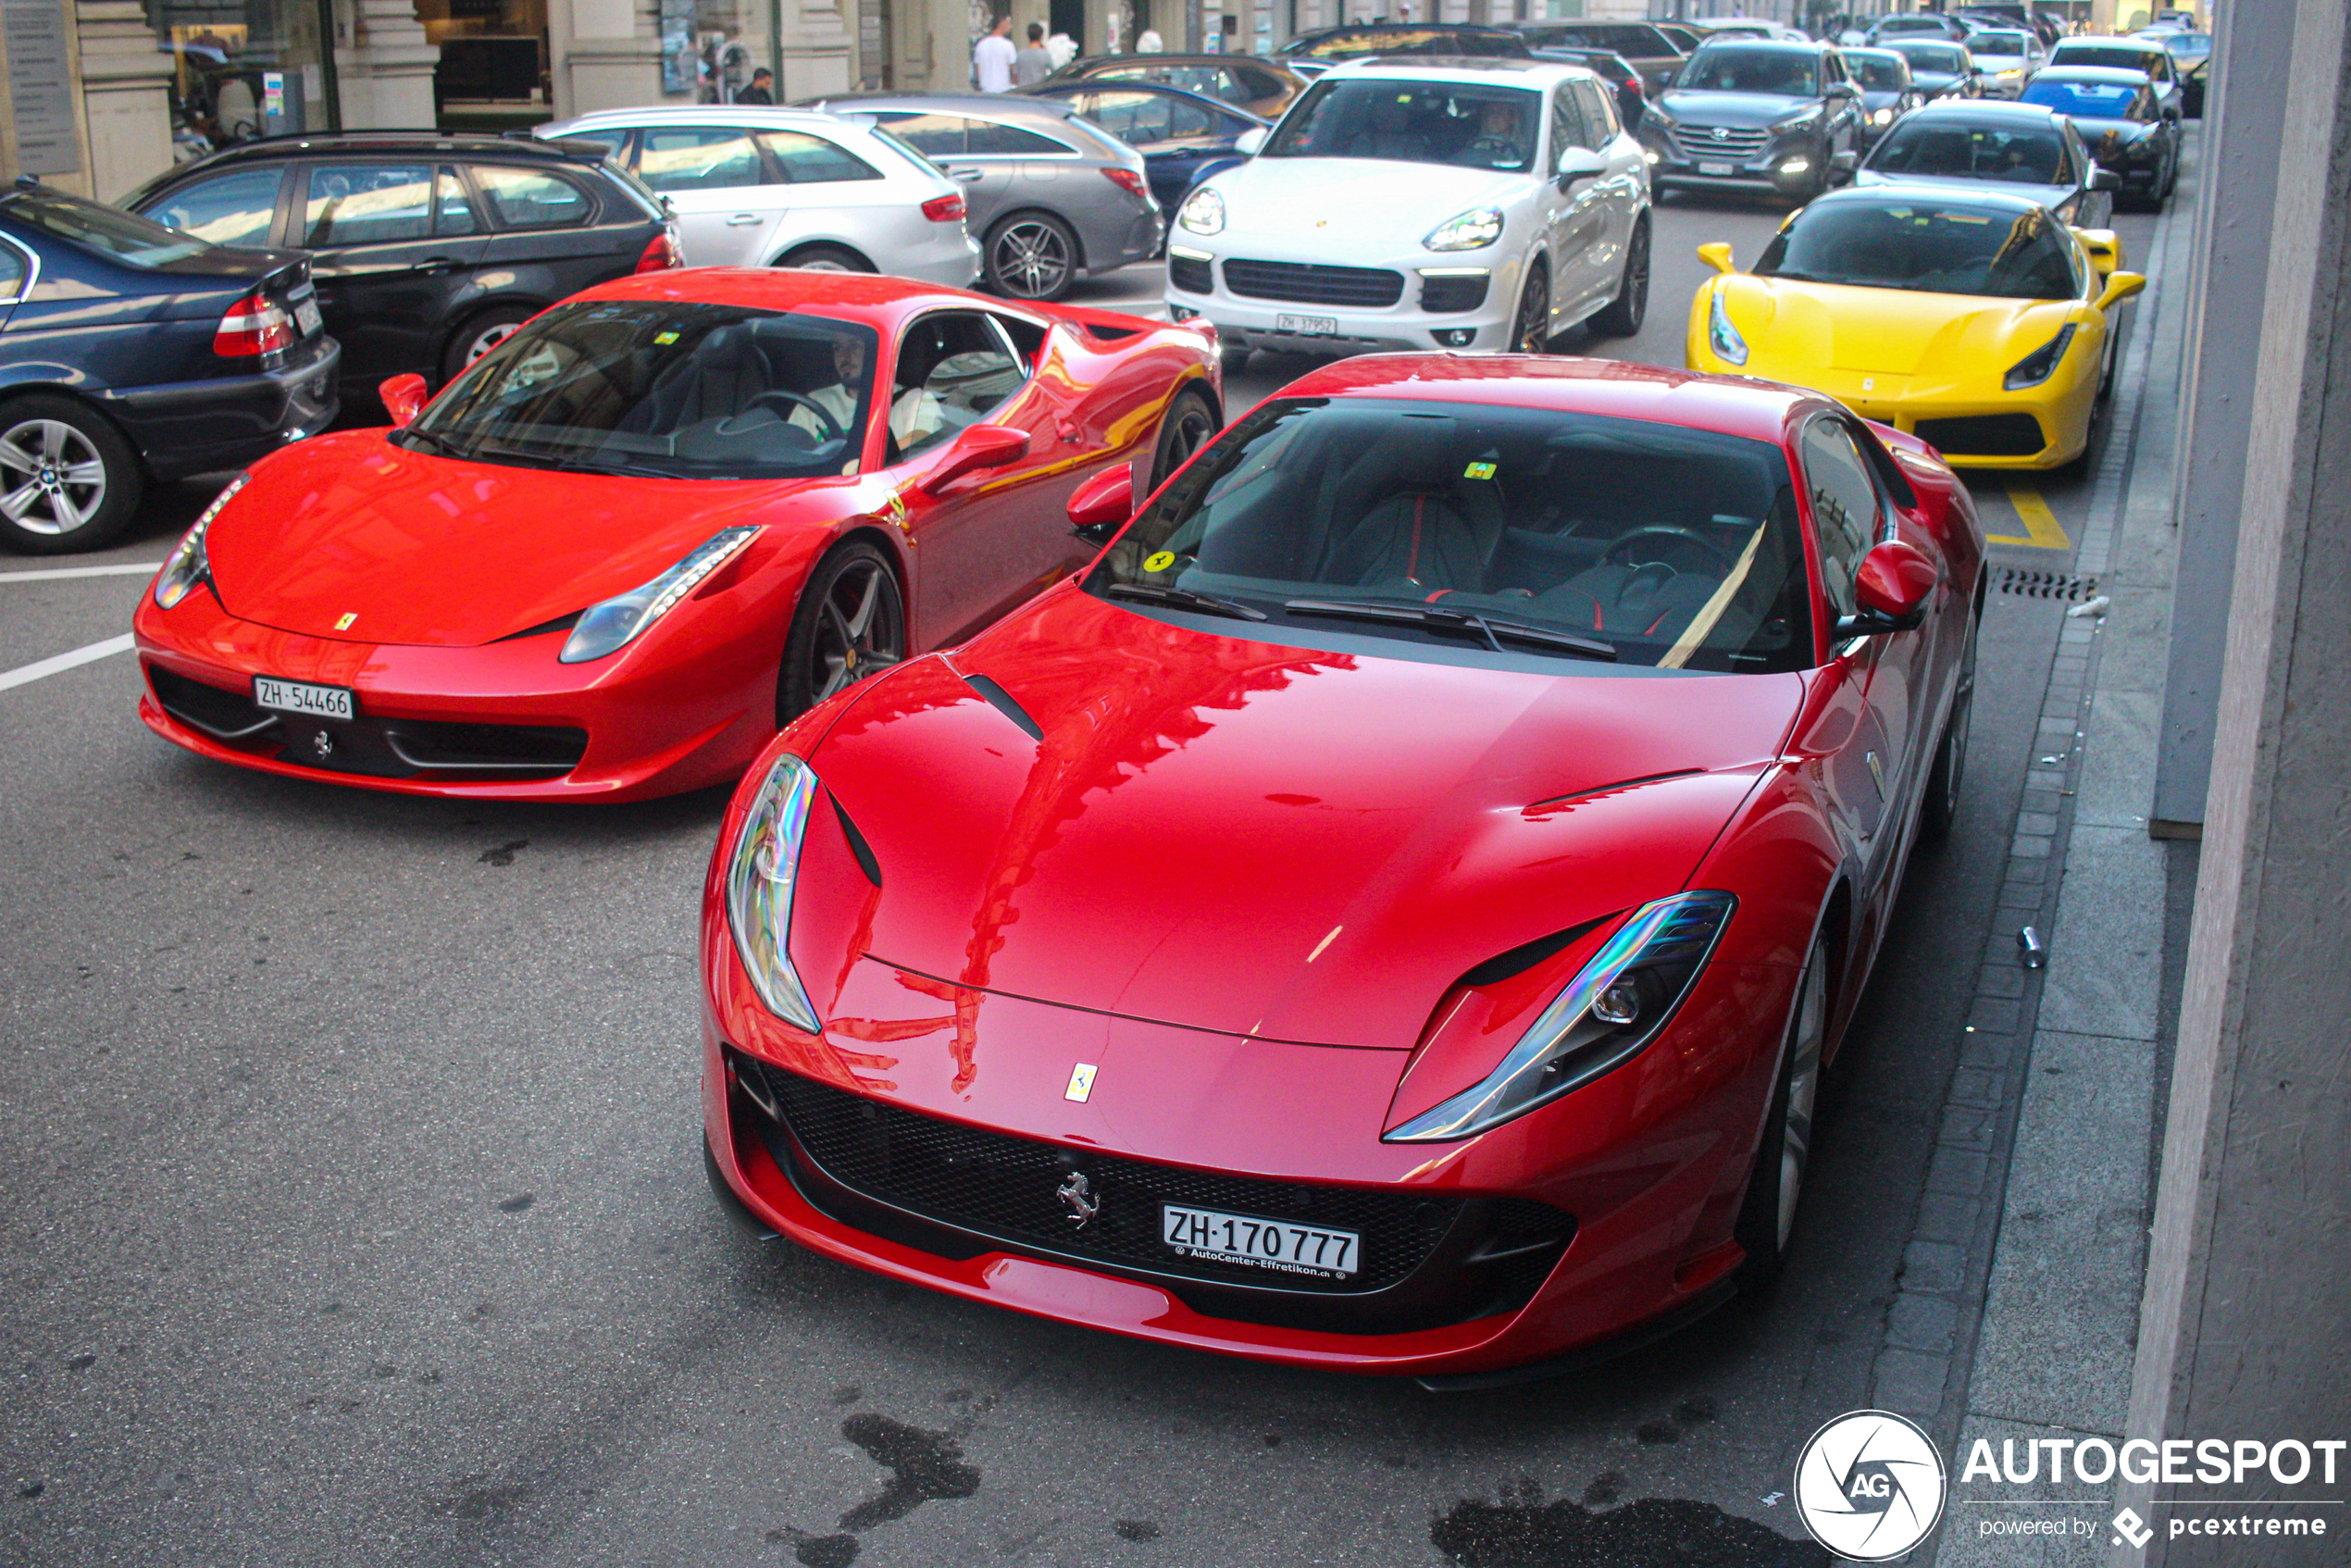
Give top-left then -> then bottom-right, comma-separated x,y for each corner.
1985,486 -> 2072,549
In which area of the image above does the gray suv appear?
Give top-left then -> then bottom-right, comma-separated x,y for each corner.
1643,38 -> 1862,202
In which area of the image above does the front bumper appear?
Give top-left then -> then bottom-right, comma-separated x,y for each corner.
97,333 -> 340,481
1644,127 -> 1823,193
1165,243 -> 1525,355
1692,346 -> 2101,469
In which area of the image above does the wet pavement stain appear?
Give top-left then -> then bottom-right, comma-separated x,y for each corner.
792,1534 -> 858,1567
1114,1519 -> 1162,1541
1432,1484 -> 1827,1568
478,840 -> 529,865
835,1412 -> 979,1531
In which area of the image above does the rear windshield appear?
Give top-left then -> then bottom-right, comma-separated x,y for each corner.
1291,28 -> 1523,60
0,188 -> 208,267
2021,79 -> 2143,118
1267,79 -> 1542,170
1968,31 -> 2033,54
1676,47 -> 1819,96
1088,397 -> 1812,675
1867,118 -> 2072,182
1891,42 -> 1969,71
2054,44 -> 2165,72
1759,199 -> 2083,301
407,300 -> 879,480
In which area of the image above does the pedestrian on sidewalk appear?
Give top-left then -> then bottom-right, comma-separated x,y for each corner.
975,14 -> 1017,92
734,66 -> 775,104
1016,22 -> 1054,85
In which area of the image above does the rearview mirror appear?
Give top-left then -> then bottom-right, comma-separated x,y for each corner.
2096,269 -> 2147,311
1066,464 -> 1134,543
1697,241 -> 1736,274
2086,167 -> 2121,192
379,373 -> 429,428
1235,127 -> 1268,156
1838,538 -> 1935,636
917,424 -> 1030,493
1555,147 -> 1608,189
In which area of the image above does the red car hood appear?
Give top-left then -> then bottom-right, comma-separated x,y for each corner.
805,588 -> 1806,1051
205,431 -> 830,646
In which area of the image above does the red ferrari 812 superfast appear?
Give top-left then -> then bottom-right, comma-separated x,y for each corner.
701,354 -> 1984,1383
131,270 -> 1222,801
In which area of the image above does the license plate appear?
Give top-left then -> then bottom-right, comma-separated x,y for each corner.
1274,312 -> 1339,337
1698,159 -> 1737,176
294,298 -> 324,336
1162,1203 -> 1359,1278
253,677 -> 355,721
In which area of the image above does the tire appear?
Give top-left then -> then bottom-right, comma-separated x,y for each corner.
1218,342 -> 1250,374
1733,935 -> 1829,1285
1148,385 -> 1219,490
777,243 -> 873,273
1586,218 -> 1650,339
441,305 -> 537,383
984,212 -> 1079,302
1917,606 -> 1977,844
0,393 -> 143,554
1510,260 -> 1551,355
776,540 -> 905,726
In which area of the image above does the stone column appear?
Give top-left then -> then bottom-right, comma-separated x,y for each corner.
73,0 -> 173,200
336,0 -> 441,130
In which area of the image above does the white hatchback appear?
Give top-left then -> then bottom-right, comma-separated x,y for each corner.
538,106 -> 980,285
1165,57 -> 1651,364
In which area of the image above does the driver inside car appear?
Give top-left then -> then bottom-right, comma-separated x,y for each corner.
788,334 -> 943,459
1455,98 -> 1529,168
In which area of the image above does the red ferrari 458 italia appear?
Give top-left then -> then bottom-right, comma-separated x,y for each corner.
131,270 -> 1222,801
701,354 -> 1984,1383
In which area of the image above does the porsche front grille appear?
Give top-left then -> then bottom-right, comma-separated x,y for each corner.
1222,259 -> 1406,309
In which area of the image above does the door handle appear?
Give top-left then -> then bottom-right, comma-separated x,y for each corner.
725,213 -> 761,225
413,257 -> 459,274
951,168 -> 985,183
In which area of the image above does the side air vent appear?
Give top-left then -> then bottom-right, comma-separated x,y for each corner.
832,798 -> 882,887
1453,915 -> 1611,989
960,671 -> 1042,741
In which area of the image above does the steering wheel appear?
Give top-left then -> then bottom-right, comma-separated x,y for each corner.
1604,526 -> 1737,576
746,390 -> 847,444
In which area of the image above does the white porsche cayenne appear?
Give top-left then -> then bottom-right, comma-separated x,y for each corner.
1164,56 -> 1652,365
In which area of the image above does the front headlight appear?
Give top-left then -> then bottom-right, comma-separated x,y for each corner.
1708,287 -> 1750,366
725,752 -> 824,1032
559,527 -> 757,664
1385,891 -> 1736,1142
1178,186 -> 1225,235
1772,106 -> 1822,131
1424,205 -> 1505,253
2003,322 -> 2078,390
1872,106 -> 1894,125
153,473 -> 249,610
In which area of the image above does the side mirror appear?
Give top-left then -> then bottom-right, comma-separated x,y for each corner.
2086,167 -> 2121,193
1697,240 -> 1736,274
1555,146 -> 1607,189
1066,464 -> 1134,543
1838,538 -> 1935,636
2072,225 -> 2121,274
379,373 -> 429,428
1234,126 -> 1267,156
917,423 -> 1030,493
2096,269 -> 2147,311
1831,150 -> 1858,178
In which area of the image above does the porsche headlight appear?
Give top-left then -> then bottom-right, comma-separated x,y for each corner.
1708,287 -> 1750,366
1385,891 -> 1736,1142
725,752 -> 823,1032
1178,186 -> 1225,236
559,527 -> 757,664
152,473 -> 248,610
1424,205 -> 1505,253
2003,322 -> 2077,390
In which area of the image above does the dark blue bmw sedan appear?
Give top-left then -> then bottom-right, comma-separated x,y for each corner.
0,179 -> 338,554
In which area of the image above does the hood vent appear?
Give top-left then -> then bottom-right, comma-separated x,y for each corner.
1454,915 -> 1611,990
1524,769 -> 1702,814
960,671 -> 1043,742
832,797 -> 882,888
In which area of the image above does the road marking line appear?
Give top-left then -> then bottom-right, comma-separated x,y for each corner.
0,562 -> 162,583
0,633 -> 135,693
1985,486 -> 2072,549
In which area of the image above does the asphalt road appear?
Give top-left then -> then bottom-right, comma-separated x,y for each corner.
0,186 -> 2154,1568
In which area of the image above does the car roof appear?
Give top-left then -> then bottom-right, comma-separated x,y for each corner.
1809,181 -> 2052,217
2032,64 -> 2156,84
569,266 -> 1043,329
1324,55 -> 1595,83
169,131 -> 615,167
801,92 -> 1083,121
1268,353 -> 1823,445
2050,38 -> 2165,56
551,105 -> 853,129
1687,36 -> 1826,53
1903,97 -> 2066,121
1025,80 -> 1268,119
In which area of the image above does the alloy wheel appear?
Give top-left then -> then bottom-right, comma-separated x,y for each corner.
1513,266 -> 1549,354
466,321 -> 521,366
1775,950 -> 1827,1251
0,418 -> 107,537
1159,397 -> 1217,476
1622,225 -> 1650,332
990,219 -> 1073,300
810,557 -> 904,703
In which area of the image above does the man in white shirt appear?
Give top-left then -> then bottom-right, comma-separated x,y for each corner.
789,336 -> 944,462
974,16 -> 1017,92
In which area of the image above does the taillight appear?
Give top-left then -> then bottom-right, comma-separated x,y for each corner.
920,192 -> 967,223
213,291 -> 294,358
1102,167 -> 1150,200
635,230 -> 681,272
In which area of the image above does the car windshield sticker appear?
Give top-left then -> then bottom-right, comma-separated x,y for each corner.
1143,550 -> 1177,573
1463,461 -> 1497,479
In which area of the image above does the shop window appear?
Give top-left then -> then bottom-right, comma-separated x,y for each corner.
303,165 -> 434,247
472,167 -> 589,229
638,128 -> 765,192
144,167 -> 283,249
756,131 -> 883,183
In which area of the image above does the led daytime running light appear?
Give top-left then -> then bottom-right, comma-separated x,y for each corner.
153,473 -> 249,609
559,527 -> 758,664
724,753 -> 823,1032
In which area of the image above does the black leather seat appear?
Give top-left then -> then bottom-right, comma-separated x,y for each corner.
1536,557 -> 1721,641
1324,427 -> 1504,595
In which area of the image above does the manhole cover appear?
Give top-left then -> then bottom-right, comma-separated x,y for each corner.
1993,566 -> 2100,601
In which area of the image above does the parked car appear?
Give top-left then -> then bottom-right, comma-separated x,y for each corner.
2138,29 -> 2211,117
701,350 -> 1985,1379
1167,57 -> 1650,364
1868,13 -> 1972,44
1511,19 -> 1688,94
1645,38 -> 1863,202
798,93 -> 1159,303
1885,39 -> 1984,101
2020,67 -> 2181,210
1686,17 -> 1807,41
1654,22 -> 1704,53
1688,185 -> 2145,468
535,106 -> 979,286
131,269 -> 1223,799
1020,81 -> 1268,214
1959,28 -> 2046,97
0,179 -> 337,553
1277,22 -> 1533,80
124,132 -> 668,414
1038,52 -> 1309,119
1526,45 -> 1648,131
1841,48 -> 1922,147
1855,99 -> 2116,226
2045,38 -> 2183,118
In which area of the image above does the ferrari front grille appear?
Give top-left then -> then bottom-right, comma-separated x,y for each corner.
1913,413 -> 2046,457
1223,259 -> 1406,309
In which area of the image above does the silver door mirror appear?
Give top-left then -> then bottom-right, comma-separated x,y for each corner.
1235,127 -> 1267,156
1555,146 -> 1607,188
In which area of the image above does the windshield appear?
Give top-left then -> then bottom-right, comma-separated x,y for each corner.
1087,397 -> 1813,674
2021,79 -> 2142,118
1969,31 -> 2032,55
407,300 -> 879,480
1675,46 -> 1819,95
1875,17 -> 1947,34
1867,118 -> 2070,182
1846,53 -> 1909,89
1291,28 -> 1518,60
2056,44 -> 2165,73
1266,79 -> 1542,169
1758,200 -> 2082,300
2,189 -> 209,267
2160,31 -> 2211,58
1890,42 -> 1968,72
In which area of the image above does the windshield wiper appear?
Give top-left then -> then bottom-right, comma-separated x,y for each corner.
1283,598 -> 1617,662
1103,581 -> 1268,621
395,426 -> 470,460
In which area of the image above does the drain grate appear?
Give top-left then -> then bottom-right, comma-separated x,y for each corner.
1994,566 -> 2100,602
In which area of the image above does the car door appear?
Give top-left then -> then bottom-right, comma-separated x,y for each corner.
296,159 -> 489,394
1820,51 -> 1862,158
1544,81 -> 1610,319
1572,77 -> 1643,302
632,125 -> 781,266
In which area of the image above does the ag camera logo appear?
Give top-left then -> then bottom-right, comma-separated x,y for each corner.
1795,1410 -> 1947,1561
